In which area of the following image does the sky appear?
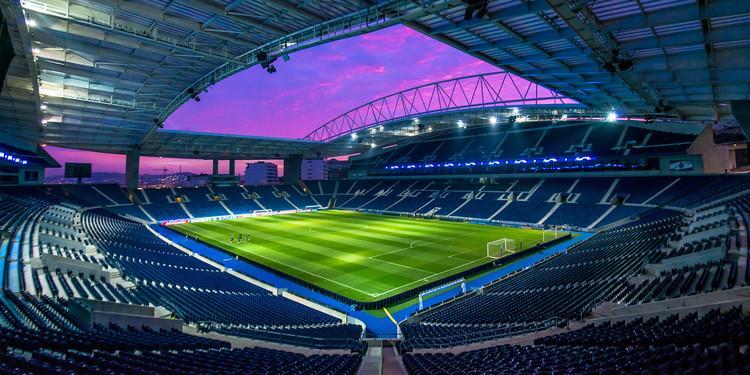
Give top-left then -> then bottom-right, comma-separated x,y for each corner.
45,25 -> 499,176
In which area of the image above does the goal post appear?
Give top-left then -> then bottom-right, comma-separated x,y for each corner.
542,227 -> 565,242
486,238 -> 516,259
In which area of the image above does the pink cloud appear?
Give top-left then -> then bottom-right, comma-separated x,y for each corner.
51,24 -> 574,176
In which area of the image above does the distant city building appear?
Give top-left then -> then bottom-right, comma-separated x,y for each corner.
245,162 -> 278,185
184,174 -> 212,187
301,159 -> 327,180
326,159 -> 349,180
140,172 -> 193,188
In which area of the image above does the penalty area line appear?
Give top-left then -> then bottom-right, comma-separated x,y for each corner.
223,243 -> 380,298
367,257 -> 434,276
448,249 -> 478,258
370,257 -> 488,298
370,231 -> 480,260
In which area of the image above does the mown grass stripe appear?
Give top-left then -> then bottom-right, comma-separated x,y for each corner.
171,210 -> 547,302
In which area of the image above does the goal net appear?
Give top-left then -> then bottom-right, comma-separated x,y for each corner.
542,227 -> 563,242
487,238 -> 516,259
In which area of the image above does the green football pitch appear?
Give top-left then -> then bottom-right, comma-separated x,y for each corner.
169,210 -> 549,303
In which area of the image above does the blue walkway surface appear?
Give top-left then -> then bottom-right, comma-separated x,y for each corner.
154,225 -> 592,337
389,232 -> 595,323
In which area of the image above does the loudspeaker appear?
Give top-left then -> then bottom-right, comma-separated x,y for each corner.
0,10 -> 16,89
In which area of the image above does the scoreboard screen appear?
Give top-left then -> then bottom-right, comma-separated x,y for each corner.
64,163 -> 92,179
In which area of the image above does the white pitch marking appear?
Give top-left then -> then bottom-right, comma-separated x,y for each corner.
222,243 -> 380,297
368,258 -> 433,275
180,213 -> 521,300
448,249 -> 476,258
371,257 -> 488,297
370,231 -> 479,260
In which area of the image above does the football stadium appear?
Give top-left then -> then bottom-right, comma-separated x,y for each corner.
1,0 -> 750,373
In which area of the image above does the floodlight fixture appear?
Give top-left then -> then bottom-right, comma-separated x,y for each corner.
463,0 -> 489,20
655,99 -> 674,113
187,87 -> 200,102
618,59 -> 634,71
257,51 -> 278,73
602,62 -> 617,73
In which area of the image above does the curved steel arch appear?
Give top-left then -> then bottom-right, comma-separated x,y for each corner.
303,72 -> 574,142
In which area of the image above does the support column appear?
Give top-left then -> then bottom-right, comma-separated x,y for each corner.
283,154 -> 303,185
125,148 -> 140,201
212,159 -> 219,175
732,100 -> 750,141
228,159 -> 236,175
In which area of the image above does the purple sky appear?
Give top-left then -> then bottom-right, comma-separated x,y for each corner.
46,25 -> 499,176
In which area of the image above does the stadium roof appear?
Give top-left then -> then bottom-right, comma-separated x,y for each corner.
138,130 -> 354,159
407,0 -> 750,121
2,0 -> 437,154
1,0 -> 749,159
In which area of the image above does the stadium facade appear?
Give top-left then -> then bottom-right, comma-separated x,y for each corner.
1,0 -> 750,373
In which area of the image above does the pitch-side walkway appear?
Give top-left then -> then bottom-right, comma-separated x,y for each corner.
154,224 -> 592,337
388,232 -> 595,323
382,344 -> 409,375
357,344 -> 383,375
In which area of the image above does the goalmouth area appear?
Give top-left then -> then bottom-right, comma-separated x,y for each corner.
168,210 -> 568,308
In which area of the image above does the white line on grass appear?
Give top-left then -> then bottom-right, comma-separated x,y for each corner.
370,230 -> 480,260
222,243 -> 380,298
367,258 -> 434,275
371,256 -> 489,297
448,249 -> 475,258
179,214 -> 534,301
187,222 -> 438,298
